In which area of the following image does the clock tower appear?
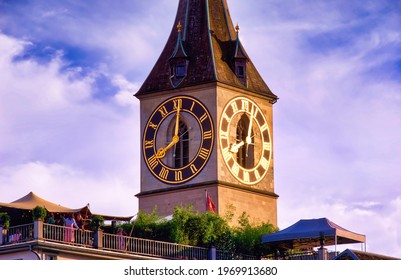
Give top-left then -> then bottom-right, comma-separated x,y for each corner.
135,0 -> 278,226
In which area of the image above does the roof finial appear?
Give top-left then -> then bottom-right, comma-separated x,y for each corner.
235,23 -> 240,34
177,21 -> 182,33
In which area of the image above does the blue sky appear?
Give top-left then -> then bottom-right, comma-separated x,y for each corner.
1,0 -> 400,258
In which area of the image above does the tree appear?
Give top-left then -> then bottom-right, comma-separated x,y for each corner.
131,208 -> 171,241
233,212 -> 278,257
123,205 -> 278,257
0,212 -> 10,229
32,206 -> 47,221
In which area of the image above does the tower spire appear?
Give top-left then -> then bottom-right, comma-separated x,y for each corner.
135,0 -> 277,102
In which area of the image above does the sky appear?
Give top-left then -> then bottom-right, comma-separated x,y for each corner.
0,0 -> 400,258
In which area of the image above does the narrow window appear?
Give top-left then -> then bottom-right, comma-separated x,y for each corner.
174,120 -> 189,168
236,114 -> 254,169
175,65 -> 186,77
237,65 -> 244,77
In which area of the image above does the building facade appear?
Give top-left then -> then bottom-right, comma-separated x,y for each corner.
135,0 -> 279,226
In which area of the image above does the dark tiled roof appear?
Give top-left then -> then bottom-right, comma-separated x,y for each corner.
334,249 -> 400,260
135,0 -> 277,100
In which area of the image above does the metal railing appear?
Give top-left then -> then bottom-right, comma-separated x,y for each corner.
216,250 -> 259,260
1,222 -> 258,260
43,223 -> 94,247
3,223 -> 34,244
102,232 -> 209,259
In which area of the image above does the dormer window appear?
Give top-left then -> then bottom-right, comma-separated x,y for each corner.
233,24 -> 248,86
237,65 -> 245,77
175,65 -> 186,77
234,60 -> 247,86
169,21 -> 189,88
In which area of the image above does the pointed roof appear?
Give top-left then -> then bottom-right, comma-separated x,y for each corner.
0,192 -> 85,213
135,0 -> 277,100
0,192 -> 134,221
334,249 -> 400,260
262,218 -> 366,249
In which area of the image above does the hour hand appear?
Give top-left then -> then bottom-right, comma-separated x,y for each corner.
230,141 -> 244,153
155,135 -> 179,159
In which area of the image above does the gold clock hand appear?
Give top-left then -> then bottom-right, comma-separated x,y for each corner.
245,106 -> 254,157
155,135 -> 179,159
156,101 -> 181,159
174,100 -> 181,137
230,141 -> 244,153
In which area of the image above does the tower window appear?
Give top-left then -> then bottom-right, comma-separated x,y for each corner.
174,120 -> 189,168
237,65 -> 244,77
236,114 -> 254,169
175,65 -> 186,77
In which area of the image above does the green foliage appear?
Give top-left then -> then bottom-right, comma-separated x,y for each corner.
131,208 -> 171,241
91,215 -> 105,230
125,205 -> 278,257
232,212 -> 278,257
0,212 -> 10,229
32,206 -> 47,221
123,203 -> 277,256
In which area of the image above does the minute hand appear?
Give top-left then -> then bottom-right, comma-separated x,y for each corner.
245,106 -> 254,156
156,102 -> 181,159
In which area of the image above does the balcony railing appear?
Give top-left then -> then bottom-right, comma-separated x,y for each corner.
43,223 -> 94,248
103,233 -> 209,259
1,221 -> 255,260
3,223 -> 34,244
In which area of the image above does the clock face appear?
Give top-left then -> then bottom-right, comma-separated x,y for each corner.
143,95 -> 214,184
219,97 -> 272,185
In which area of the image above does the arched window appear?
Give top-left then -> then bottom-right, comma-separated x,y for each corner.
174,120 -> 189,168
236,114 -> 254,169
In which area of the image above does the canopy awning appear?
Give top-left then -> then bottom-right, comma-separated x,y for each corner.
262,218 -> 366,250
0,192 -> 134,222
0,192 -> 88,213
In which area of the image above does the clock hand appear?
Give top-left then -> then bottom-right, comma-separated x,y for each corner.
230,141 -> 245,153
245,106 -> 254,156
174,100 -> 181,137
156,101 -> 181,159
155,135 -> 179,159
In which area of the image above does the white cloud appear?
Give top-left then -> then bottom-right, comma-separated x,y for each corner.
0,33 -> 140,216
0,161 -> 137,216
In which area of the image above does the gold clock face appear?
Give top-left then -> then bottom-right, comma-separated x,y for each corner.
143,95 -> 214,184
219,97 -> 271,185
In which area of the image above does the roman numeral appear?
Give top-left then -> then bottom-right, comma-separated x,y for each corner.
260,123 -> 268,132
173,98 -> 182,110
159,167 -> 169,180
159,106 -> 168,118
175,171 -> 183,181
199,113 -> 208,123
231,102 -> 238,113
149,122 -> 158,130
144,140 -> 154,149
199,148 -> 210,160
241,100 -> 249,112
231,162 -> 240,177
203,130 -> 212,140
222,113 -> 231,123
220,130 -> 228,140
263,142 -> 271,151
190,164 -> 198,174
147,155 -> 158,170
261,157 -> 269,170
222,147 -> 232,162
243,171 -> 250,183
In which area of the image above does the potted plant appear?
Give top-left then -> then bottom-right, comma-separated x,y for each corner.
32,206 -> 47,221
91,215 -> 104,230
0,212 -> 10,229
